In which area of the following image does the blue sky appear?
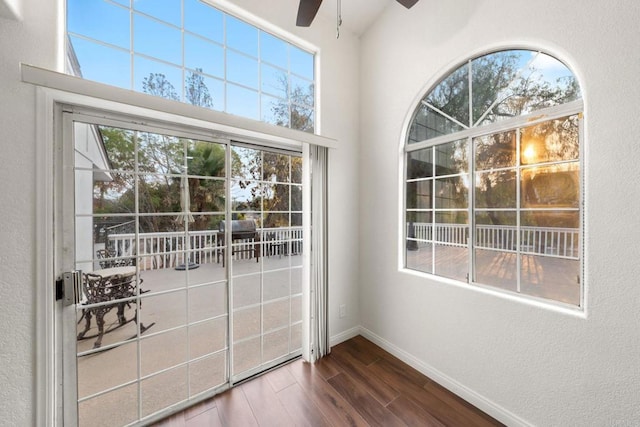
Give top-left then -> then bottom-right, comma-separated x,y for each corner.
67,0 -> 314,122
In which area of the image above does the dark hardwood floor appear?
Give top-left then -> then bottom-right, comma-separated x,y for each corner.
153,335 -> 504,427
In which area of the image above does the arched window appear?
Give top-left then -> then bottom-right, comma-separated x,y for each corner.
404,49 -> 583,307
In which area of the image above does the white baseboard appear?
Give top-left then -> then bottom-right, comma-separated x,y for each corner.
329,325 -> 362,347
359,327 -> 531,427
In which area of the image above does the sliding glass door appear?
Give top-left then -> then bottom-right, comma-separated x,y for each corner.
229,145 -> 303,382
59,111 -> 303,425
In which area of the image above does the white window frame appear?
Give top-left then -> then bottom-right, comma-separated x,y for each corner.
400,50 -> 586,313
64,0 -> 319,132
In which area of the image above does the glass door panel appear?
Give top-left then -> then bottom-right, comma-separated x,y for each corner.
62,116 -> 304,425
67,119 -> 229,425
229,145 -> 303,382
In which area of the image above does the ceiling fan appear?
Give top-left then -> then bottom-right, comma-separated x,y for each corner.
296,0 -> 419,27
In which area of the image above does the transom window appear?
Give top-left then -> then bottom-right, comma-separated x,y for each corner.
404,49 -> 583,307
66,0 -> 315,132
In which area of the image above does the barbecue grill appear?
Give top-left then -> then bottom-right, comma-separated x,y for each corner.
217,220 -> 260,266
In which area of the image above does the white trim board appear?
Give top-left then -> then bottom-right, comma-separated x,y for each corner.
21,64 -> 338,150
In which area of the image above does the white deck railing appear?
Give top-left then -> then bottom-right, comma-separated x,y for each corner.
106,227 -> 303,271
408,222 -> 579,259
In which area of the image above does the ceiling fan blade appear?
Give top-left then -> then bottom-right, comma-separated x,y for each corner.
396,0 -> 419,8
296,0 -> 323,27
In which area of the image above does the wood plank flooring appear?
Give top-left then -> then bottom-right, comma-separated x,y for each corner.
153,335 -> 504,427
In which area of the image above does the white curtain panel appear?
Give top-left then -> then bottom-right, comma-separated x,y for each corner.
310,145 -> 329,361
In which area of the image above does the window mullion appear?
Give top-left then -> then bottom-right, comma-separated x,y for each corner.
516,128 -> 522,295
468,135 -> 474,285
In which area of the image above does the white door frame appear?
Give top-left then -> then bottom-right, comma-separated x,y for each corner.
35,86 -> 315,426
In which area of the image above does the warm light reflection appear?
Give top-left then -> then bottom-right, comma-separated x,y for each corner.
523,145 -> 536,162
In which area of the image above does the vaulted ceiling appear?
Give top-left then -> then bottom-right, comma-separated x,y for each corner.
313,0 -> 404,36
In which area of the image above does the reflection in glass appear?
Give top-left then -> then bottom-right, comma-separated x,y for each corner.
435,139 -> 467,176
291,75 -> 314,107
520,115 -> 579,165
406,180 -> 431,210
472,50 -> 581,126
290,104 -> 314,132
475,170 -> 516,209
134,56 -> 182,100
521,163 -> 580,208
418,65 -> 470,140
407,148 -> 433,179
67,0 -> 314,132
434,177 -> 468,209
262,64 -> 288,98
262,95 -> 289,127
474,130 -> 516,171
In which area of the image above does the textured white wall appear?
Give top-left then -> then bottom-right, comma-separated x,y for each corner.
359,0 -> 640,425
0,0 -> 58,424
0,0 -> 361,424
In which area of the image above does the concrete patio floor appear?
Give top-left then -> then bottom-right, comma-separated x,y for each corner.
75,255 -> 302,426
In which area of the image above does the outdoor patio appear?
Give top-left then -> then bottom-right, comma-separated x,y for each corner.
75,254 -> 302,426
406,245 -> 580,305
